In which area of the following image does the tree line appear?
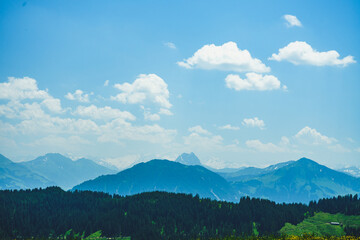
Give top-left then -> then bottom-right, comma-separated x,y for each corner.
0,187 -> 359,239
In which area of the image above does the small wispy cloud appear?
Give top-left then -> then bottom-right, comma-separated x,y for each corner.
164,42 -> 176,49
283,14 -> 302,27
219,124 -> 240,130
242,117 -> 265,129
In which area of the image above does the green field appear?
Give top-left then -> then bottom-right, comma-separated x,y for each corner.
280,212 -> 360,237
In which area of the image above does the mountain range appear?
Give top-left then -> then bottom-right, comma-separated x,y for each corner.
1,152 -> 360,203
0,154 -> 55,190
232,158 -> 360,203
73,159 -> 238,201
0,153 -> 115,190
72,154 -> 360,203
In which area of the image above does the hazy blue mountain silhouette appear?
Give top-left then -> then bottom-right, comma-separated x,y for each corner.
73,159 -> 238,202
232,158 -> 360,203
21,153 -> 115,190
175,152 -> 202,165
219,161 -> 295,181
0,154 -> 55,189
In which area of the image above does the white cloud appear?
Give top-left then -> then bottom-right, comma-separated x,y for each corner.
242,117 -> 265,129
246,139 -> 284,153
225,73 -> 282,91
295,126 -> 337,145
101,155 -> 141,170
177,41 -> 270,73
188,125 -> 211,135
328,144 -> 351,153
144,112 -> 161,121
0,77 -> 50,100
164,42 -> 176,49
219,124 -> 240,130
104,80 -> 109,86
269,41 -> 356,66
111,74 -> 172,109
183,126 -> 238,153
0,77 -> 63,113
283,14 -> 302,27
74,105 -> 136,121
184,133 -> 223,150
5,104 -> 176,145
280,136 -> 290,145
0,101 -> 55,120
41,98 -> 63,113
65,89 -> 90,103
99,119 -> 177,144
159,108 -> 173,116
356,147 -> 360,152
30,135 -> 91,147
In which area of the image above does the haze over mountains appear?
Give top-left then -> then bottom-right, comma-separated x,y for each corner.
0,153 -> 115,190
1,152 -> 360,203
0,154 -> 55,190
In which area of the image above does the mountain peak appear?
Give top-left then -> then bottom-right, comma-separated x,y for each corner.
296,157 -> 318,165
175,152 -> 201,166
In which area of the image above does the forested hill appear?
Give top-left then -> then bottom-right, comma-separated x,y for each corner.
0,188 -> 359,239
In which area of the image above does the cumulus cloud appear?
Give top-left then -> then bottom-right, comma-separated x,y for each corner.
219,124 -> 240,130
111,74 -> 172,109
104,80 -> 109,86
177,41 -> 270,73
225,73 -> 283,91
295,126 -> 337,145
4,103 -> 176,145
65,90 -> 90,103
269,41 -> 356,66
242,117 -> 265,129
283,14 -> 302,27
0,77 -> 63,114
41,98 -> 63,113
144,112 -> 161,121
188,125 -> 211,135
74,105 -> 136,121
98,119 -> 177,144
0,77 -> 50,100
0,102 -> 47,120
164,42 -> 176,49
246,139 -> 284,153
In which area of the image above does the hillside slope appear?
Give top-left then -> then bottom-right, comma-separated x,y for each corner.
0,154 -> 54,189
73,159 -> 238,201
21,153 -> 115,190
233,158 -> 360,203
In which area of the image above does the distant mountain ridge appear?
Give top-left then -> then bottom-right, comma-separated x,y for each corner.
0,154 -> 55,190
73,159 -> 238,202
219,161 -> 295,182
21,153 -> 116,190
2,152 -> 360,203
175,152 -> 201,165
233,158 -> 360,203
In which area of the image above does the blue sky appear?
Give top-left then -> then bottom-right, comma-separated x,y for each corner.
0,0 -> 359,169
